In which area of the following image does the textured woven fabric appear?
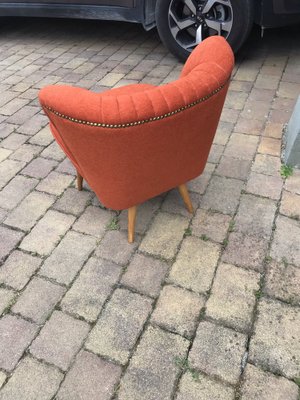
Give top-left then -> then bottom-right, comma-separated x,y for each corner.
39,36 -> 234,210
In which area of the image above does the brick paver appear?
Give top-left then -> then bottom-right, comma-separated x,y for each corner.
177,372 -> 235,400
216,155 -> 251,180
280,190 -> 300,218
61,257 -> 121,321
73,205 -> 112,238
270,215 -> 300,265
118,325 -> 189,400
119,197 -> 162,235
223,132 -> 259,159
191,209 -> 231,243
53,187 -> 91,214
189,321 -> 247,385
39,230 -> 96,285
95,229 -> 140,264
41,141 -> 65,161
161,189 -> 201,217
0,175 -> 38,210
19,209 -> 75,255
12,277 -> 65,323
169,236 -> 220,293
0,357 -> 63,400
188,162 -> 215,193
56,351 -> 122,400
265,260 -> 300,305
206,263 -> 260,331
246,171 -> 283,200
36,171 -> 74,196
151,285 -> 204,338
0,315 -> 38,371
0,226 -> 24,262
4,190 -> 55,231
0,19 -> 299,400
0,372 -> 6,390
0,288 -> 15,315
234,194 -> 276,238
21,156 -> 57,179
121,253 -> 168,297
30,311 -> 90,371
139,212 -> 189,260
252,153 -> 281,176
285,169 -> 300,194
201,175 -> 244,215
0,148 -> 12,163
86,288 -> 152,364
249,298 -> 300,379
240,364 -> 299,400
0,250 -> 42,290
11,143 -> 42,163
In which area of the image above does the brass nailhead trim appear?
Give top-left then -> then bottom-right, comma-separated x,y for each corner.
44,80 -> 228,129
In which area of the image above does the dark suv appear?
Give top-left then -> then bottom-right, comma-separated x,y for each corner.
1,0 -> 300,59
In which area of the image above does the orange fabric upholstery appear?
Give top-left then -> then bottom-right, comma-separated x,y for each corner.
39,36 -> 234,210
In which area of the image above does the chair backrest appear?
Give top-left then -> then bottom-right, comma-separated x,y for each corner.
39,36 -> 234,210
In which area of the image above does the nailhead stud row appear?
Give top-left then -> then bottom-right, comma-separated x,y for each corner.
43,80 -> 228,129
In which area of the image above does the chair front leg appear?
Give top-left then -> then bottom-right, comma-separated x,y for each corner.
77,171 -> 83,191
128,206 -> 137,243
178,184 -> 193,213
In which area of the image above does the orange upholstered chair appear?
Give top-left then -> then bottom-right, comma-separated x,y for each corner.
39,36 -> 234,243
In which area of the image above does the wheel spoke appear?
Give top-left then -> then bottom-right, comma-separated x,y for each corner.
169,10 -> 195,31
195,25 -> 203,43
221,19 -> 232,33
181,25 -> 203,50
183,0 -> 197,14
205,18 -> 221,35
202,0 -> 229,14
204,16 -> 232,34
183,40 -> 197,51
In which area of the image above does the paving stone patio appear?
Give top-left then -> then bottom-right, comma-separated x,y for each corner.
0,17 -> 300,400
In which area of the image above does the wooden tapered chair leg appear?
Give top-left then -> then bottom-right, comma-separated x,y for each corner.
77,171 -> 83,191
128,206 -> 137,243
178,184 -> 194,213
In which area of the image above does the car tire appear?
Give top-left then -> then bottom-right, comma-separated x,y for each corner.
156,0 -> 254,61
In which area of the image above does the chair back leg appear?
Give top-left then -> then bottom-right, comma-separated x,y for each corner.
77,171 -> 83,191
128,206 -> 137,243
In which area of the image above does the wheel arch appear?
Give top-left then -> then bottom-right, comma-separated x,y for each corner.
142,0 -> 158,29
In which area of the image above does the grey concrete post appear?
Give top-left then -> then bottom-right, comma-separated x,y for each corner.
284,95 -> 300,168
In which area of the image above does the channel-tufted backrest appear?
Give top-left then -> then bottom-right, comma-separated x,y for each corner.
39,36 -> 234,210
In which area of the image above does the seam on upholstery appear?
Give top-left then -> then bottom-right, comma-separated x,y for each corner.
211,61 -> 227,74
156,86 -> 171,111
43,78 -> 229,129
186,78 -> 201,98
144,90 -> 157,117
192,67 -> 215,94
181,72 -> 199,96
129,94 -> 139,121
98,94 -> 103,122
172,81 -> 191,105
115,96 -> 120,122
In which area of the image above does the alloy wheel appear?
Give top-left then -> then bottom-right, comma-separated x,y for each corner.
168,0 -> 233,52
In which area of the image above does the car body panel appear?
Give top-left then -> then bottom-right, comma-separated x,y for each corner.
254,0 -> 300,27
0,1 -> 142,24
1,0 -> 134,4
0,0 -> 299,32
